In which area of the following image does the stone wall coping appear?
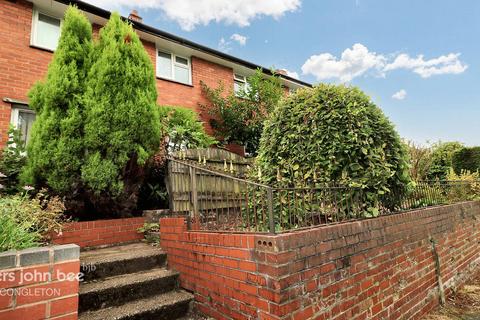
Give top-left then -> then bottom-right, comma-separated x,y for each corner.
0,244 -> 79,270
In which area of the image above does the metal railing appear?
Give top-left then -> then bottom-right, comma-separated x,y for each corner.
167,157 -> 479,234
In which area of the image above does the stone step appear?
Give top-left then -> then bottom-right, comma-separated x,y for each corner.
79,268 -> 179,312
78,290 -> 193,320
80,243 -> 166,281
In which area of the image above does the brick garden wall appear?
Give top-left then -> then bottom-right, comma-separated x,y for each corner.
0,244 -> 80,320
160,201 -> 480,320
52,217 -> 145,249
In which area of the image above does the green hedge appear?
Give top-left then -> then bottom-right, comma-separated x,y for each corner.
452,147 -> 480,174
255,84 -> 410,221
426,142 -> 463,180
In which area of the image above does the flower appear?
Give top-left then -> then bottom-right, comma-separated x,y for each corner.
23,185 -> 34,191
0,184 -> 4,189
0,172 -> 6,178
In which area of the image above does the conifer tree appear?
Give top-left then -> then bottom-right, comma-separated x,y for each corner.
81,13 -> 160,215
22,6 -> 93,194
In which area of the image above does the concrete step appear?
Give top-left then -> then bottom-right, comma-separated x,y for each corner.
78,290 -> 193,320
79,268 -> 179,312
80,243 -> 166,281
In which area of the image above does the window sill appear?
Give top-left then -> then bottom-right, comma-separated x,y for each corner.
156,76 -> 193,88
30,44 -> 54,53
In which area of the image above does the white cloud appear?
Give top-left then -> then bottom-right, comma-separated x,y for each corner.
301,44 -> 386,82
218,37 -> 231,53
218,34 -> 247,52
230,33 -> 247,46
384,53 -> 467,78
88,0 -> 301,31
301,43 -> 468,82
392,89 -> 407,100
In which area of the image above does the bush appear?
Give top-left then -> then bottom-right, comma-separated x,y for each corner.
159,106 -> 216,151
255,84 -> 411,224
0,126 -> 26,194
452,147 -> 480,174
23,8 -> 161,218
405,140 -> 433,181
81,12 -> 160,216
22,6 -> 93,195
446,169 -> 480,201
0,191 -> 66,251
200,69 -> 283,155
427,142 -> 464,180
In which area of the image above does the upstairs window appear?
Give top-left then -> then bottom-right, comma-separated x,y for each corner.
156,50 -> 192,85
10,105 -> 36,146
234,73 -> 251,96
31,10 -> 61,51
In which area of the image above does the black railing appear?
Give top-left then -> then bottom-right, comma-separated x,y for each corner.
167,158 -> 479,233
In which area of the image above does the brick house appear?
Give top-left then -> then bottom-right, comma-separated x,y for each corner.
0,0 -> 311,149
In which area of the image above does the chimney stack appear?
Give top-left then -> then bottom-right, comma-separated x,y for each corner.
128,10 -> 142,23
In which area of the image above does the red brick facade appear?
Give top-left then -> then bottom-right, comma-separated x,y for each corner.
52,217 -> 146,248
0,0 -> 235,146
160,201 -> 480,320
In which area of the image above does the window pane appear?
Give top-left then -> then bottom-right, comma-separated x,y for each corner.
18,111 -> 36,146
174,65 -> 190,84
157,51 -> 172,78
175,56 -> 188,65
36,13 -> 61,50
234,80 -> 245,96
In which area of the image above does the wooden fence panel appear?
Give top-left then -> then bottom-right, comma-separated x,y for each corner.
168,148 -> 252,214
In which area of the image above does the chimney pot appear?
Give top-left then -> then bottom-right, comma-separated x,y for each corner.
128,10 -> 142,23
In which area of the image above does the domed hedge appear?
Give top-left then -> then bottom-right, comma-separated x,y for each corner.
256,84 -> 411,211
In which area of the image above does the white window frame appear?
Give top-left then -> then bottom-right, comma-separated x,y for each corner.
10,105 -> 36,147
234,73 -> 250,97
156,48 -> 192,85
30,8 -> 62,51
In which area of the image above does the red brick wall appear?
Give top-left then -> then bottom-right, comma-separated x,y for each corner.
0,245 -> 80,320
52,217 -> 145,248
0,0 -> 51,147
0,0 -> 234,146
160,201 -> 480,320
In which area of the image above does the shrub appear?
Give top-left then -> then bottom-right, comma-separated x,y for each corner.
81,13 -> 161,216
405,140 -> 433,181
446,169 -> 480,201
0,126 -> 27,194
159,106 -> 216,151
452,147 -> 480,174
22,6 -> 93,195
200,69 -> 283,155
0,191 -> 66,251
427,142 -> 464,180
255,84 -> 411,225
23,8 -> 161,218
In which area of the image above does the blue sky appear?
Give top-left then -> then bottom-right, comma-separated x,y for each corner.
90,0 -> 480,146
